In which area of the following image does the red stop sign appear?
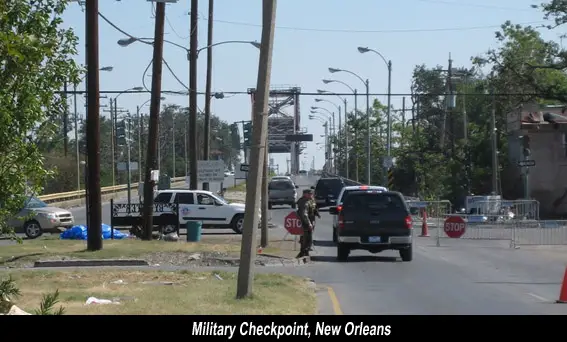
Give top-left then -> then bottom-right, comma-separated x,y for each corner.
444,215 -> 466,238
284,211 -> 303,235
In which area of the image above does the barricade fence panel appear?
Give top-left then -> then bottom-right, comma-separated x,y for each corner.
512,220 -> 567,246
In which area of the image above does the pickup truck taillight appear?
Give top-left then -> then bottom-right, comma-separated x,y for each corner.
405,216 -> 412,229
338,213 -> 345,229
336,205 -> 342,212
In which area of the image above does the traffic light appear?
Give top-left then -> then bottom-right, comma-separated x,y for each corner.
243,121 -> 252,147
521,135 -> 530,157
116,119 -> 131,146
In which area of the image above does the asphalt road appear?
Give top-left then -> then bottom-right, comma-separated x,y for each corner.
267,176 -> 567,315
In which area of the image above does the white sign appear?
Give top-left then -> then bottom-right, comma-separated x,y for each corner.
117,162 -> 139,171
197,160 -> 224,183
383,156 -> 395,169
235,162 -> 248,179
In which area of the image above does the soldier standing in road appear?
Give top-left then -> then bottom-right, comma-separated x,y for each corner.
307,194 -> 320,251
296,189 -> 314,258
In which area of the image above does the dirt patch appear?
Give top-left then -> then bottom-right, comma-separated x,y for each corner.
0,237 -> 299,269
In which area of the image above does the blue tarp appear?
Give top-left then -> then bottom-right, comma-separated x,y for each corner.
60,224 -> 129,240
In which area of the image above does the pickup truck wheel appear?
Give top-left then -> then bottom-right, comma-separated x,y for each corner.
231,214 -> 244,234
399,245 -> 413,262
24,220 -> 43,239
268,202 -> 273,210
337,243 -> 349,262
332,227 -> 337,243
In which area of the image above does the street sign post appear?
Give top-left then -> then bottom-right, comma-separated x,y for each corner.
517,160 -> 535,167
443,215 -> 466,238
234,162 -> 248,180
197,160 -> 224,183
284,211 -> 303,235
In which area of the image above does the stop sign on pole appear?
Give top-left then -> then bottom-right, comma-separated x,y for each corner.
284,211 -> 303,235
444,215 -> 466,238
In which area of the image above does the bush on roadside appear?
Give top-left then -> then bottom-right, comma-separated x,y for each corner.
0,276 -> 65,315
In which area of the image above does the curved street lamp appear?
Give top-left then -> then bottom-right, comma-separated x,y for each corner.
317,91 -> 350,178
358,46 -> 392,184
328,67 -> 371,183
117,36 -> 260,60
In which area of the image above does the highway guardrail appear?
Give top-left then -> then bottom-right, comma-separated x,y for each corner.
320,172 -> 364,186
38,177 -> 187,204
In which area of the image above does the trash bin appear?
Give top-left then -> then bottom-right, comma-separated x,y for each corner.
186,221 -> 202,242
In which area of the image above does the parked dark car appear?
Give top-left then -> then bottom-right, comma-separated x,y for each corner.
314,177 -> 345,208
329,190 -> 413,262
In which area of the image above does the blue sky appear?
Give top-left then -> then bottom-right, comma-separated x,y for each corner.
62,0 -> 555,172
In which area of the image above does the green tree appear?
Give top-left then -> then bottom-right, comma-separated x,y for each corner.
0,0 -> 80,238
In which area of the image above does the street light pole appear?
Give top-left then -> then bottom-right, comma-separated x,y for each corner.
385,61 -> 392,186
137,106 -> 142,182
74,84 -> 80,191
365,79 -> 371,184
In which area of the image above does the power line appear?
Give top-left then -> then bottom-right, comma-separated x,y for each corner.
201,18 -> 546,33
412,0 -> 534,11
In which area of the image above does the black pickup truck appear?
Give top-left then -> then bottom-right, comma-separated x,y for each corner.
329,190 -> 413,262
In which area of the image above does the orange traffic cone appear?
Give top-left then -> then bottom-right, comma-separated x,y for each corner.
557,266 -> 567,303
419,209 -> 429,237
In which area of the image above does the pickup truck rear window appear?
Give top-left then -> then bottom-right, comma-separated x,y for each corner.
344,193 -> 406,212
269,181 -> 295,190
315,179 -> 343,196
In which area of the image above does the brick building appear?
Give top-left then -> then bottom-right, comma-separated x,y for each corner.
506,104 -> 567,218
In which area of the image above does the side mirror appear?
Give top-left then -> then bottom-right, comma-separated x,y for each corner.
329,207 -> 338,215
215,201 -> 224,206
295,185 -> 299,188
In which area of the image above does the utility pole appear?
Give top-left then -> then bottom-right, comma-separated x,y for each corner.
63,81 -> 69,157
385,61 -> 392,185
441,55 -> 452,150
260,138 -> 268,247
203,0 -> 214,191
490,84 -> 498,195
109,99 -> 115,187
142,1 -> 166,240
337,105 -> 342,176
237,0 -> 277,299
85,0 -> 102,251
184,119 -> 188,177
137,106 -> 142,182
189,0 -> 199,190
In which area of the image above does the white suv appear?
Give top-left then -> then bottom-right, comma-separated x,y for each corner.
153,189 -> 259,234
331,185 -> 388,242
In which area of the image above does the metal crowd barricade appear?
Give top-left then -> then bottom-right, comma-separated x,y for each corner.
512,219 -> 567,247
432,199 -> 541,248
406,200 -> 452,244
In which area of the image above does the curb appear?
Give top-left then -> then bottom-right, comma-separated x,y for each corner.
33,259 -> 149,268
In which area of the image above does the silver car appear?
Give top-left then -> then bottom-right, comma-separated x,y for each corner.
268,180 -> 298,209
7,197 -> 75,239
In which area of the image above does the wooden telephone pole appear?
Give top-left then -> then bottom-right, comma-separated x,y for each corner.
236,0 -> 277,299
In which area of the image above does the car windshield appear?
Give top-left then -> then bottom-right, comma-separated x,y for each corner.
269,181 -> 294,190
25,197 -> 48,209
210,193 -> 228,205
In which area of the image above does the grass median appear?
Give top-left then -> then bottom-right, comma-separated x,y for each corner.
7,269 -> 317,315
0,235 -> 299,268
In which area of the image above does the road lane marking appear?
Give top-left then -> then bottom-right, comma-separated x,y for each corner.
327,286 -> 343,315
527,292 -> 548,302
